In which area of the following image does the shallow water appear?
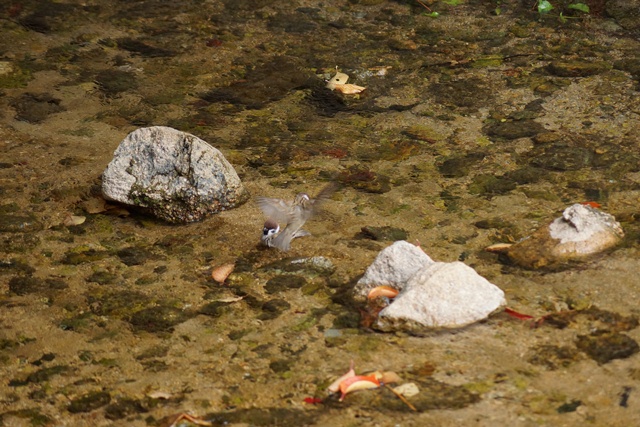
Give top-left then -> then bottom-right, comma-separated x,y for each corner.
2,0 -> 640,425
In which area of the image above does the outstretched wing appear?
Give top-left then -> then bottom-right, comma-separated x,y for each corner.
256,197 -> 292,225
308,182 -> 339,215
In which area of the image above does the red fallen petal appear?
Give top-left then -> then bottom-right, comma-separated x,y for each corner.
339,374 -> 381,401
303,397 -> 323,404
581,201 -> 601,208
504,307 -> 535,320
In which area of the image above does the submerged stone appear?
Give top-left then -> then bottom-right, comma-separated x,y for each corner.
530,144 -> 593,171
199,301 -> 233,318
129,306 -> 189,333
576,331 -> 639,364
61,247 -> 110,265
200,56 -> 311,109
67,391 -> 111,413
338,165 -> 391,193
104,397 -> 148,420
265,275 -> 307,294
468,174 -> 516,197
528,345 -> 581,370
8,276 -> 46,296
547,61 -> 611,77
485,120 -> 545,140
438,152 -> 485,178
360,226 -> 408,242
9,365 -> 72,386
102,126 -> 248,223
259,299 -> 291,320
10,93 -> 65,123
94,69 -> 137,97
205,407 -> 315,426
116,246 -> 156,266
86,271 -> 118,285
0,214 -> 43,233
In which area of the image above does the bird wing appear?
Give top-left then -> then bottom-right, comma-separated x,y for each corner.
256,197 -> 292,225
307,182 -> 339,218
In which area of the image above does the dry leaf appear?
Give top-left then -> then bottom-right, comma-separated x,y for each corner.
148,391 -> 172,399
332,83 -> 366,94
393,382 -> 420,398
484,243 -> 512,253
215,296 -> 244,303
104,204 -> 130,217
63,214 -> 86,226
326,71 -> 350,90
326,71 -> 366,94
80,197 -> 108,214
211,263 -> 235,283
379,370 -> 402,384
368,66 -> 392,76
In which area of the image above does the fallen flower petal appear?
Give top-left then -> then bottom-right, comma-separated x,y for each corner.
581,201 -> 601,208
367,286 -> 399,300
504,307 -> 535,320
339,374 -> 381,401
327,360 -> 356,393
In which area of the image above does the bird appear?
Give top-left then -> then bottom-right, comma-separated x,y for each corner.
261,218 -> 310,250
257,183 -> 337,251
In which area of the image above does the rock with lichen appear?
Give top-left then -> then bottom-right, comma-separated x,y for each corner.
102,126 -> 248,223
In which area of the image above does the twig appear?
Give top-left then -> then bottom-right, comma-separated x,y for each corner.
415,0 -> 433,13
384,384 -> 417,412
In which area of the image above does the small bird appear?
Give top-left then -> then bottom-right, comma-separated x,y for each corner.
257,183 -> 337,251
261,218 -> 310,250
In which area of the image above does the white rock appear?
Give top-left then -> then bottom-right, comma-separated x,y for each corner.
506,204 -> 624,269
375,261 -> 506,331
102,126 -> 248,223
353,240 -> 434,302
548,203 -> 624,256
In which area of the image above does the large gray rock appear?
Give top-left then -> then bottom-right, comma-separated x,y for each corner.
375,261 -> 506,331
353,240 -> 434,302
102,126 -> 248,223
